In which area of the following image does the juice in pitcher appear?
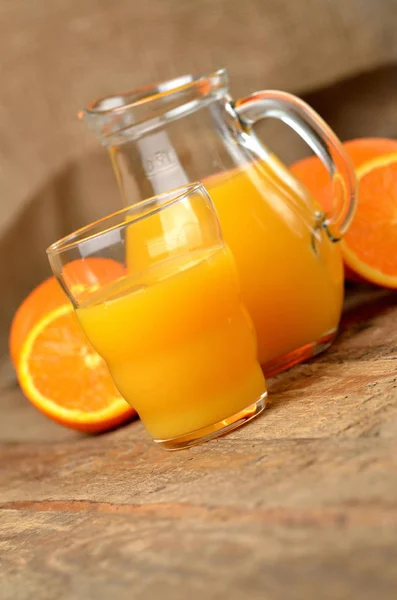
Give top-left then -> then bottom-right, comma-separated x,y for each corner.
204,156 -> 344,372
123,157 -> 344,373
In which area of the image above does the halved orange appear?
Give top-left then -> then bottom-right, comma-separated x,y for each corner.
11,257 -> 135,432
341,153 -> 397,288
290,138 -> 397,206
10,277 -> 68,367
17,303 -> 135,433
10,257 -> 126,367
290,138 -> 397,287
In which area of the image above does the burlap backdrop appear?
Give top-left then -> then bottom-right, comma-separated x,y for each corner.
1,0 -> 397,361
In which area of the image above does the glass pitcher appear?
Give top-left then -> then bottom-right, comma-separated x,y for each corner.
80,68 -> 356,376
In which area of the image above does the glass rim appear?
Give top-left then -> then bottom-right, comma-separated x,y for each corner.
46,182 -> 205,256
81,68 -> 228,117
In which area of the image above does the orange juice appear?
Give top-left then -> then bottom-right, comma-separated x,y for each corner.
76,246 -> 266,442
203,157 -> 344,371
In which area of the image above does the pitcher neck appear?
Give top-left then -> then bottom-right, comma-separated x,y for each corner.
80,68 -> 230,147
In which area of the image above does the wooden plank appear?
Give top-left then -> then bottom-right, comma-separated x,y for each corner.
1,434 -> 397,510
1,509 -> 397,600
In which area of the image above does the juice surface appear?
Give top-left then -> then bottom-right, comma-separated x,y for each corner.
203,157 -> 344,367
76,246 -> 266,440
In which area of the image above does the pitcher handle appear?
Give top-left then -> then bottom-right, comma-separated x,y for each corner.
233,90 -> 357,241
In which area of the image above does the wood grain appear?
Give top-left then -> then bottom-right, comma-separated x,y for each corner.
1,509 -> 397,600
1,285 -> 397,599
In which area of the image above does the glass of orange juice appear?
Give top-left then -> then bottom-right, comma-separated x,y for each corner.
47,183 -> 267,449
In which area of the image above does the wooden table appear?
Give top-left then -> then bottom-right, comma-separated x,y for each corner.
1,285 -> 397,600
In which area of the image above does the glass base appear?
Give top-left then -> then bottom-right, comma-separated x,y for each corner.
262,329 -> 337,377
154,391 -> 267,451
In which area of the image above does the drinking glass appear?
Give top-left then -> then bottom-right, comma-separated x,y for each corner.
47,183 -> 267,449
